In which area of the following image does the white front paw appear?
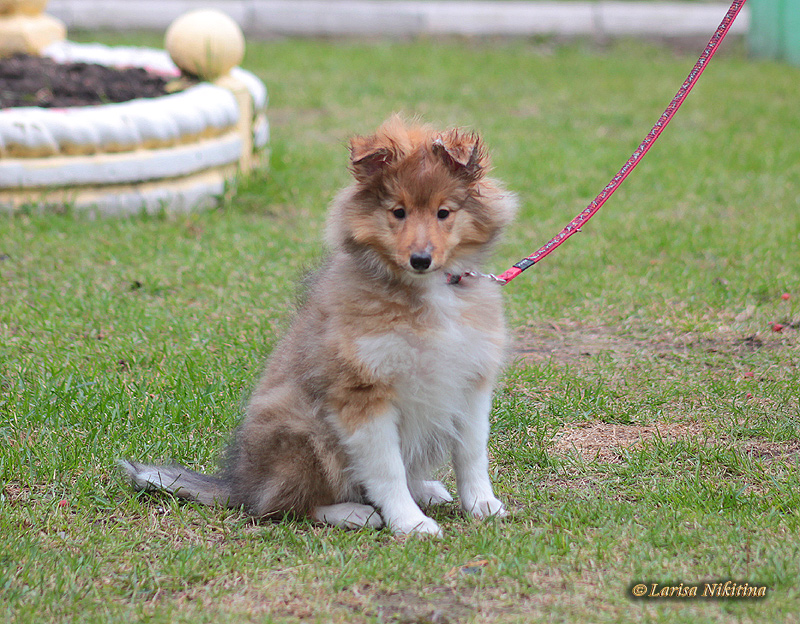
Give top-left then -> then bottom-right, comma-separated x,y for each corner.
391,514 -> 443,537
462,496 -> 508,519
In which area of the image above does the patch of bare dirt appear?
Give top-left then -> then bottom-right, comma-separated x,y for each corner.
549,420 -> 800,469
2,482 -> 27,504
511,321 -> 794,368
740,439 -> 800,464
513,323 -> 648,366
551,420 -> 705,463
361,587 -> 524,624
365,590 -> 476,623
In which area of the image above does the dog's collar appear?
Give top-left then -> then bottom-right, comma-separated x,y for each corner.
445,271 -> 507,286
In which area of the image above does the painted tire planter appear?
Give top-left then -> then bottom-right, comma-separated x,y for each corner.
0,39 -> 268,215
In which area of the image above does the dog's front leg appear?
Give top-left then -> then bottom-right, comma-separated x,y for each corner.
454,388 -> 507,519
343,409 -> 442,537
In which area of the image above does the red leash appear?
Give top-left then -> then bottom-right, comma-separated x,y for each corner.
491,0 -> 747,286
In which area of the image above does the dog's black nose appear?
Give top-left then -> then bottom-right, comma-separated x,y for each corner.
410,253 -> 432,271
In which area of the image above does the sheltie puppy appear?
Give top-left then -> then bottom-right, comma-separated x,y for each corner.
120,116 -> 517,536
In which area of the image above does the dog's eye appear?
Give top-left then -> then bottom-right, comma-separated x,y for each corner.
437,208 -> 450,220
392,207 -> 406,219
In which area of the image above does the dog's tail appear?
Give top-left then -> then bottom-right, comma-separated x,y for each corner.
118,459 -> 232,507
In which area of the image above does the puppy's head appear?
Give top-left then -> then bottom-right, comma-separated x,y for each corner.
328,116 -> 517,279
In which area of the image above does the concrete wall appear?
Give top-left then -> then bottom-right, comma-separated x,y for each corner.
47,1 -> 750,39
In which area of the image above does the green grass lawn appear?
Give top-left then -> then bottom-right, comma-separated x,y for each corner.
2,33 -> 799,623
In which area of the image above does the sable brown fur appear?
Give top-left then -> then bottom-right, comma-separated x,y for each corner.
120,115 -> 517,535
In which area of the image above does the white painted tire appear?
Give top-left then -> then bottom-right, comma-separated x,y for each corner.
0,40 -> 268,215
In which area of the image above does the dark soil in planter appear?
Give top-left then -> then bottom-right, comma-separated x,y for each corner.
0,53 -> 190,108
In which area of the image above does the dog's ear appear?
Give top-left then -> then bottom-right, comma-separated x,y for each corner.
349,135 -> 394,181
432,130 -> 487,183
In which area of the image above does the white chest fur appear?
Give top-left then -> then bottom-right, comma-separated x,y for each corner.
354,283 -> 504,472
355,286 -> 502,387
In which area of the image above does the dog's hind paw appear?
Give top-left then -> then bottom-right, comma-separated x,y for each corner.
313,503 -> 383,530
410,480 -> 453,507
